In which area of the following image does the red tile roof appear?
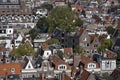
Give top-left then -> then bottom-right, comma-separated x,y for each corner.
80,69 -> 90,80
41,45 -> 49,49
74,69 -> 90,80
98,34 -> 108,41
0,44 -> 5,51
50,55 -> 70,70
117,21 -> 120,29
64,48 -> 73,56
0,62 -> 21,76
104,50 -> 117,58
62,73 -> 71,80
71,66 -> 77,77
79,55 -> 99,68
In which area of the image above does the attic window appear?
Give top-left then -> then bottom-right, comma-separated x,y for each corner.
59,65 -> 66,70
11,68 -> 15,73
87,43 -> 89,46
28,65 -> 31,68
94,44 -> 98,48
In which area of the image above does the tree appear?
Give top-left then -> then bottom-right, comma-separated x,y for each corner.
41,3 -> 53,11
116,55 -> 120,65
98,39 -> 113,52
36,17 -> 49,33
44,38 -> 60,45
29,28 -> 37,40
102,73 -> 113,80
29,17 -> 49,40
106,26 -> 115,35
73,45 -> 85,55
47,6 -> 83,32
56,50 -> 64,59
11,42 -> 35,58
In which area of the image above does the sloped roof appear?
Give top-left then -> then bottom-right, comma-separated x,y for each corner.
74,69 -> 90,80
80,69 -> 90,80
80,55 -> 99,68
0,62 -> 21,76
50,55 -> 70,70
74,55 -> 99,68
64,48 -> 73,56
63,73 -> 71,80
117,21 -> 120,29
104,50 -> 117,58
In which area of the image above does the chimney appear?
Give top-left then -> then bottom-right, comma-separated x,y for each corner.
42,74 -> 44,80
3,54 -> 6,64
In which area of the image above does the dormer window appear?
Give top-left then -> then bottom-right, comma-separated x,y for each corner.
11,68 -> 15,73
28,65 -> 31,68
47,52 -> 49,55
88,63 -> 96,68
58,65 -> 66,70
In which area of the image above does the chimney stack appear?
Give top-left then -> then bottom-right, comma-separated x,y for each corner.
42,74 -> 44,80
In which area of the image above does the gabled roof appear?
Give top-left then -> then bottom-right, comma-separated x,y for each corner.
98,34 -> 108,41
0,44 -> 5,52
22,56 -> 35,69
74,69 -> 90,80
89,34 -> 99,43
79,28 -> 84,37
74,55 -> 99,68
0,62 -> 21,76
104,50 -> 117,58
64,48 -> 73,56
62,73 -> 71,80
50,55 -> 70,70
41,45 -> 49,49
79,69 -> 90,80
35,55 -> 43,68
117,21 -> 120,29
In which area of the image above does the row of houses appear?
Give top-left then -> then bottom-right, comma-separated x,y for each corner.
0,45 -> 117,80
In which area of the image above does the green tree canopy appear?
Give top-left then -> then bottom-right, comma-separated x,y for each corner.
29,28 -> 38,40
116,55 -> 120,65
73,45 -> 85,55
36,17 -> 49,32
44,38 -> 60,45
56,50 -> 64,59
47,6 -> 83,32
11,42 -> 35,58
41,3 -> 53,11
29,17 -> 49,40
98,39 -> 113,52
106,26 -> 115,35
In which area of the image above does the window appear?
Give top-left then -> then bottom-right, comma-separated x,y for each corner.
28,65 -> 31,68
9,30 -> 11,33
16,41 -> 21,43
87,43 -> 89,46
73,39 -> 75,43
59,65 -> 66,70
88,63 -> 95,68
105,61 -> 110,68
94,44 -> 98,48
11,68 -> 15,72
